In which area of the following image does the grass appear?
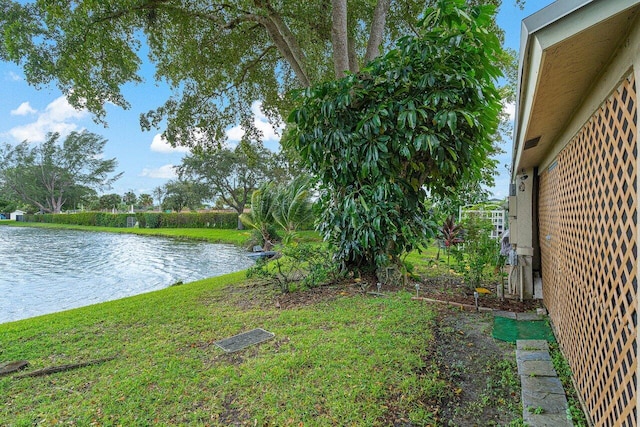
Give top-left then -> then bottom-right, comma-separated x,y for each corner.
0,221 -> 252,245
0,221 -> 323,247
550,343 -> 588,426
0,222 -> 530,425
0,270 -> 444,425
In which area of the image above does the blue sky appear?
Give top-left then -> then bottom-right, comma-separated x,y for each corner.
0,0 -> 554,199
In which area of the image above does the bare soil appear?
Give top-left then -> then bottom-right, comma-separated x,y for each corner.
415,274 -> 542,313
430,307 -> 522,426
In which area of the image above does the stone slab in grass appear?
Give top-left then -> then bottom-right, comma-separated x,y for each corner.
214,328 -> 275,353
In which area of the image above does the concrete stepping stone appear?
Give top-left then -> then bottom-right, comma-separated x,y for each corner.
214,328 -> 275,353
516,340 -> 573,426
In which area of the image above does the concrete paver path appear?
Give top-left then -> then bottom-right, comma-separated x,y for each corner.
516,339 -> 573,426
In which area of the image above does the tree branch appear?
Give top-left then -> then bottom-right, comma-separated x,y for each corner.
260,1 -> 309,85
255,14 -> 310,86
348,35 -> 359,73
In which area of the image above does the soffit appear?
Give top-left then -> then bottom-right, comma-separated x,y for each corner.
513,1 -> 640,173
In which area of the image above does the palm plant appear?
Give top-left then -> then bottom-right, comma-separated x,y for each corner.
239,182 -> 277,251
272,176 -> 314,244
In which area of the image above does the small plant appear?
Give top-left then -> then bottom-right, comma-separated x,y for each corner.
528,406 -> 545,414
240,183 -> 278,251
438,215 -> 464,267
452,214 -> 497,289
247,242 -> 343,293
549,343 -> 589,425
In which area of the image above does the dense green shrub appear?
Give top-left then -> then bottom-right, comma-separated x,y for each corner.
22,211 -> 239,229
288,1 -> 503,276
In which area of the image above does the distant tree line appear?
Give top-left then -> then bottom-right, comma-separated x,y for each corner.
0,130 -> 302,232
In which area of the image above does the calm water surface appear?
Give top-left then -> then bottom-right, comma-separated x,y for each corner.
0,226 -> 255,324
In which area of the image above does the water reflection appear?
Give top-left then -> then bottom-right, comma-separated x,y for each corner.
0,226 -> 254,324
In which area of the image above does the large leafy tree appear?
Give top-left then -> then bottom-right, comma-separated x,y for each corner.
177,140 -> 277,229
0,0 -> 429,148
0,131 -> 122,213
122,190 -> 138,206
288,0 -> 503,274
65,185 -> 98,211
161,179 -> 207,212
99,193 -> 122,211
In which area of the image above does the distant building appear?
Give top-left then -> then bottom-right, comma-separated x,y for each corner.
458,203 -> 506,240
9,210 -> 25,221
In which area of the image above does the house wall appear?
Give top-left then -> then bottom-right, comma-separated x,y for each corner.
9,211 -> 24,221
534,13 -> 640,426
534,16 -> 640,424
539,72 -> 637,426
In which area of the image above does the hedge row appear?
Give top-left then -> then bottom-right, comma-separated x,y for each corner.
22,211 -> 239,229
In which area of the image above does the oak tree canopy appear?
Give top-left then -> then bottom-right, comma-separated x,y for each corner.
0,0 -> 426,148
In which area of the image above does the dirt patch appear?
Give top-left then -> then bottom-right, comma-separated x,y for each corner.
416,275 -> 541,313
223,271 -> 537,313
430,307 -> 522,426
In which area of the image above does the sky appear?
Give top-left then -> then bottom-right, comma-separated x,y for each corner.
0,0 -> 555,200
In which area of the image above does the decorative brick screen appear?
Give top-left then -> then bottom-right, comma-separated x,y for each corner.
539,73 -> 637,426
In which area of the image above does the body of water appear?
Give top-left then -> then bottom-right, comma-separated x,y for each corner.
0,226 -> 255,324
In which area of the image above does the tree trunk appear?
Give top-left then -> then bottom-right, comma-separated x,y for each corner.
331,0 -> 349,78
348,35 -> 359,73
364,0 -> 391,64
237,211 -> 244,230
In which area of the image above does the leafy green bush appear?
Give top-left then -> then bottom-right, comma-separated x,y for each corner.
288,0 -> 503,276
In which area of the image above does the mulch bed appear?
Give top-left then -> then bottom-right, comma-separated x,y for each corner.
272,272 -> 541,313
415,275 -> 542,312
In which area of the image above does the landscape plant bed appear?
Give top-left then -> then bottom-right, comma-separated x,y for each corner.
269,273 -> 541,314
416,275 -> 542,313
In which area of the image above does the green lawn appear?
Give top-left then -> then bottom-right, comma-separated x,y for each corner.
0,221 -> 521,425
0,221 -> 323,247
0,271 -> 443,425
0,221 -> 252,245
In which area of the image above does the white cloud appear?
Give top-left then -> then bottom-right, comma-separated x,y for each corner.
139,164 -> 177,179
8,96 -> 89,142
226,126 -> 245,142
149,133 -> 190,153
7,71 -> 21,81
11,102 -> 37,116
503,101 -> 516,122
226,101 -> 283,143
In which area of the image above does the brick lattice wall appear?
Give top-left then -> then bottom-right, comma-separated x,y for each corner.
539,73 -> 637,426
